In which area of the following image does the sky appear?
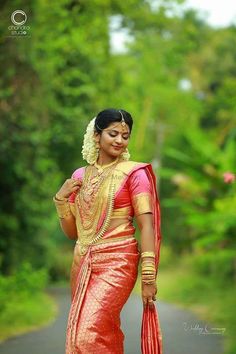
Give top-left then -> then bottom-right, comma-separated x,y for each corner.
110,1 -> 236,53
185,0 -> 236,27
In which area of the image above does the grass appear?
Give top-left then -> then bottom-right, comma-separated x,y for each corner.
0,292 -> 58,343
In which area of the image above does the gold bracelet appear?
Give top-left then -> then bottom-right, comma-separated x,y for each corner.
141,264 -> 156,269
141,258 -> 156,285
142,273 -> 156,279
141,251 -> 155,258
55,193 -> 68,202
142,272 -> 156,276
142,267 -> 156,273
142,259 -> 155,263
53,197 -> 72,219
141,262 -> 156,267
141,271 -> 156,276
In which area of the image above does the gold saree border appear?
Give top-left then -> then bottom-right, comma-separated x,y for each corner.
131,192 -> 153,216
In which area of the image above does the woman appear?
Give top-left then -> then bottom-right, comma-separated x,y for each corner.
53,109 -> 163,354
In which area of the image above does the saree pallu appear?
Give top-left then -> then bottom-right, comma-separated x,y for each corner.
66,236 -> 140,354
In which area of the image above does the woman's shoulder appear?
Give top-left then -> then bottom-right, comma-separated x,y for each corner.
116,160 -> 151,175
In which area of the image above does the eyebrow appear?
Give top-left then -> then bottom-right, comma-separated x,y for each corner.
108,129 -> 130,135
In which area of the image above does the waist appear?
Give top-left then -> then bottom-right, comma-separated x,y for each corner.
76,234 -> 134,247
76,234 -> 136,255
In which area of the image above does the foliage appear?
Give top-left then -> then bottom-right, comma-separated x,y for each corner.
0,262 -> 49,310
0,0 -> 235,285
0,261 -> 56,341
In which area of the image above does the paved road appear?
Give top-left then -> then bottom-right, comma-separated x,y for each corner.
0,287 -> 224,354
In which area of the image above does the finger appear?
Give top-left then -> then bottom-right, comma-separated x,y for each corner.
71,180 -> 82,188
147,297 -> 155,309
142,297 -> 147,308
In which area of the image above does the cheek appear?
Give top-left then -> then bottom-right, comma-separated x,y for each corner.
106,136 -> 115,145
100,135 -> 113,145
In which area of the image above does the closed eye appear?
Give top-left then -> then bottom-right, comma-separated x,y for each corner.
109,133 -> 130,139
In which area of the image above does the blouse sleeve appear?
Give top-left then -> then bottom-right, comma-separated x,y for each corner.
128,168 -> 153,216
68,167 -> 84,217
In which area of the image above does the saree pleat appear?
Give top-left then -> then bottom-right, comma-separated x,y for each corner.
141,305 -> 162,354
66,237 -> 140,354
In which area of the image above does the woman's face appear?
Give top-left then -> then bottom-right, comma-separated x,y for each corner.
94,121 -> 130,158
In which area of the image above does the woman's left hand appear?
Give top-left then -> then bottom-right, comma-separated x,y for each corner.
141,282 -> 157,309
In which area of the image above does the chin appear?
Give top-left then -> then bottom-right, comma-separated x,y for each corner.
109,149 -> 121,156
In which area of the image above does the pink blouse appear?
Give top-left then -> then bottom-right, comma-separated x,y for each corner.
68,165 -> 153,218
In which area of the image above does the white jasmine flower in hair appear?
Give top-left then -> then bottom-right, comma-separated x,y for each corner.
81,116 -> 97,165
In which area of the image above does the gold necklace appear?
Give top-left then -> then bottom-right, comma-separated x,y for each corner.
94,157 -> 119,174
83,164 -> 115,199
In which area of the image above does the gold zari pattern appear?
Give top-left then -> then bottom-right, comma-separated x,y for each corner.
131,192 -> 152,216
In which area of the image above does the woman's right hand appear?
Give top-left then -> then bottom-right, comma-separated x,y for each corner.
57,177 -> 82,199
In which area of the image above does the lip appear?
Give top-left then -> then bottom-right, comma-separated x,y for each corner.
112,146 -> 123,150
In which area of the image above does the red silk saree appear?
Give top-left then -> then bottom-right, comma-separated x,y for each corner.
66,161 -> 162,354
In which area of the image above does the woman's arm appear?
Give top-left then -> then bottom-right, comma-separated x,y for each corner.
53,176 -> 82,240
127,167 -> 160,307
136,212 -> 155,254
136,212 -> 157,309
59,215 -> 78,240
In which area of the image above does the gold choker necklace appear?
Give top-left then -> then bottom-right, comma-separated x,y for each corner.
94,157 -> 119,174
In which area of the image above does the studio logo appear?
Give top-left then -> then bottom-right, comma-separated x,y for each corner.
8,10 -> 31,37
11,10 -> 27,25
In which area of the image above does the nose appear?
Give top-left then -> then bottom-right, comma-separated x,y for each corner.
115,135 -> 123,144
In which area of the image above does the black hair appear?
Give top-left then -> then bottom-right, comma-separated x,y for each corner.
94,108 -> 133,134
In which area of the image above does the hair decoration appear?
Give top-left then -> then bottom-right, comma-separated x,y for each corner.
118,110 -> 126,127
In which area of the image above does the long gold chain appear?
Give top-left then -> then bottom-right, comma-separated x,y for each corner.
75,162 -> 119,255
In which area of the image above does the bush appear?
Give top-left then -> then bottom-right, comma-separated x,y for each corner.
191,249 -> 236,284
0,261 -> 49,314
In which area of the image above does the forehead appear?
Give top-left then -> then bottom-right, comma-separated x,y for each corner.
106,122 -> 130,133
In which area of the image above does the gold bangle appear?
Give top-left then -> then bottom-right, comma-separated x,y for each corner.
53,197 -> 72,219
141,251 -> 155,258
142,260 -> 155,264
142,265 -> 156,270
143,270 -> 157,275
141,263 -> 155,267
142,271 -> 156,275
55,193 -> 68,202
